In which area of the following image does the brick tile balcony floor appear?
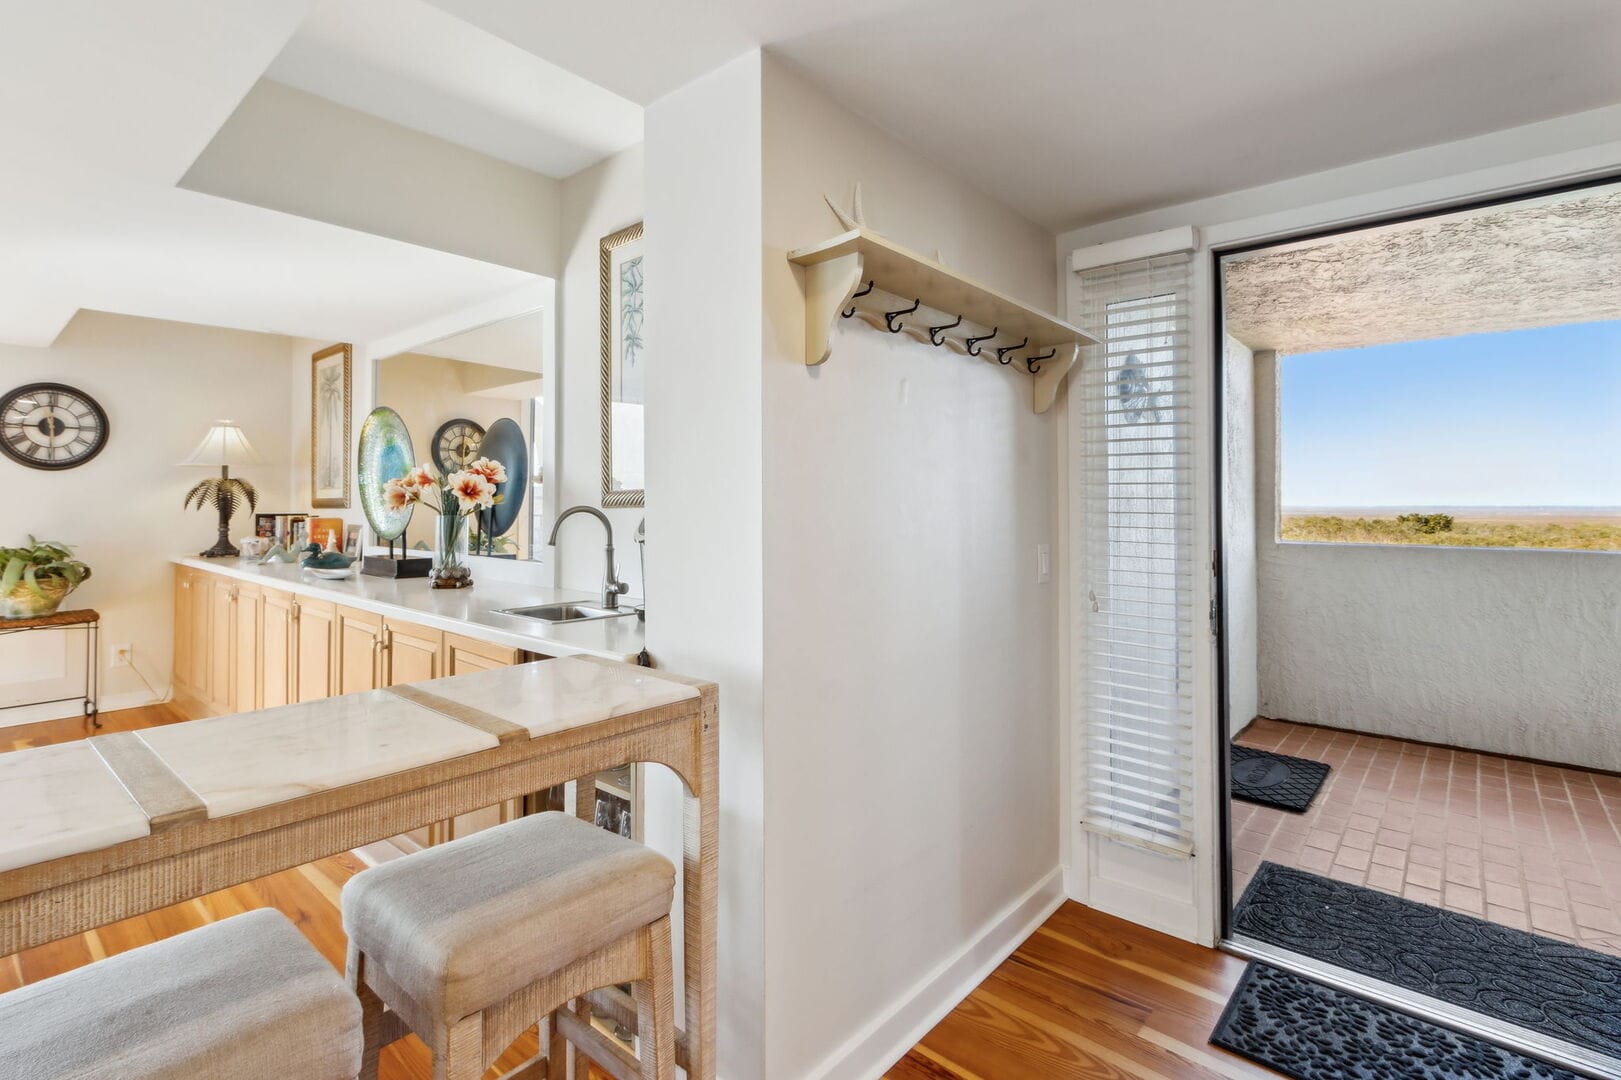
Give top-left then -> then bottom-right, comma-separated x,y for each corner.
1232,718 -> 1621,958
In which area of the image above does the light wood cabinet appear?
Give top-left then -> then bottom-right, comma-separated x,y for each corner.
293,597 -> 337,704
445,632 -> 524,675
173,568 -> 196,694
260,587 -> 295,709
383,617 -> 443,686
335,604 -> 385,696
232,584 -> 262,714
206,577 -> 235,712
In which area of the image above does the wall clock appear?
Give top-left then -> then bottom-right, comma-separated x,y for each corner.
431,418 -> 485,473
0,383 -> 109,470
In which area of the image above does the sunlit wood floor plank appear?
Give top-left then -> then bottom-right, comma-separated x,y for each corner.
887,903 -> 1278,1079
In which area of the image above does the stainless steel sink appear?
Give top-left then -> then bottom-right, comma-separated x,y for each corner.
494,602 -> 636,624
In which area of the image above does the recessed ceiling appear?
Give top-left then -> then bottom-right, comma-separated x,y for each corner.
429,0 -> 1621,229
267,0 -> 641,179
1223,184 -> 1621,355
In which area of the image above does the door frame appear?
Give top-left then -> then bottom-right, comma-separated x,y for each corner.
1210,169 -> 1621,1079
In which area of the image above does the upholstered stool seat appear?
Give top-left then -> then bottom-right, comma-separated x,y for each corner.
343,810 -> 677,1080
0,908 -> 362,1080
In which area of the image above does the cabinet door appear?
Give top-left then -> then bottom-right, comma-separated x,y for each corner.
384,618 -> 442,686
232,584 -> 262,713
335,605 -> 384,696
293,598 -> 337,703
173,568 -> 195,692
444,632 -> 523,675
188,570 -> 212,702
260,588 -> 295,709
206,577 -> 236,714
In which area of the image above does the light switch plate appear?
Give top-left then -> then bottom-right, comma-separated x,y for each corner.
1036,544 -> 1051,584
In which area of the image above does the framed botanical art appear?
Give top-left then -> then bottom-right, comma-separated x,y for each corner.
311,343 -> 351,508
600,221 -> 645,508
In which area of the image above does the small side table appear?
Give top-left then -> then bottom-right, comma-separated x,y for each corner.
0,608 -> 100,728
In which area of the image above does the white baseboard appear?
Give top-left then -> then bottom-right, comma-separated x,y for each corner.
0,689 -> 160,730
804,866 -> 1066,1080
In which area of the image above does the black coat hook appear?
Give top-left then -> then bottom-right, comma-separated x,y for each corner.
841,281 -> 874,318
994,337 -> 1028,366
1024,348 -> 1056,375
927,315 -> 962,346
884,298 -> 921,333
964,327 -> 998,356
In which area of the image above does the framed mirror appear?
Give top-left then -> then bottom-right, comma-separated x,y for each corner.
601,221 -> 645,507
373,311 -> 546,560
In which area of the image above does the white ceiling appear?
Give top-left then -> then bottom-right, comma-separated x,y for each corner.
0,0 -> 537,348
428,0 -> 1621,229
266,0 -> 642,179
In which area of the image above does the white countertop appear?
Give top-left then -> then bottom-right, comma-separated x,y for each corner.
174,556 -> 647,663
0,657 -> 702,869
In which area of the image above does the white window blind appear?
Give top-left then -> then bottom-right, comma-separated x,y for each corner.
1072,250 -> 1196,856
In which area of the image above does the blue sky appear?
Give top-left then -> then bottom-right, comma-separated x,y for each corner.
1280,319 -> 1621,509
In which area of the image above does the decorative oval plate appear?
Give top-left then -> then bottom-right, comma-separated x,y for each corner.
357,406 -> 416,541
479,417 -> 529,539
305,567 -> 355,580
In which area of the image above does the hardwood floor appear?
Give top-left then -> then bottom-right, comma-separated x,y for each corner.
9,708 -> 1277,1079
885,902 -> 1279,1079
0,705 -> 605,1080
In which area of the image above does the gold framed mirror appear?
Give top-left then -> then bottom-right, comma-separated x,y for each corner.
600,221 -> 645,508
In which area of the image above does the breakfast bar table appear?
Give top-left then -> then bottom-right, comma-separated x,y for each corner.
0,655 -> 718,1080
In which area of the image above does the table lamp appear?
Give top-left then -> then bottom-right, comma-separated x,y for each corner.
179,420 -> 262,557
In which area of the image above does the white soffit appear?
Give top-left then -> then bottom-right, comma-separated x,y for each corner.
267,0 -> 642,179
0,0 -> 541,348
1222,184 -> 1621,355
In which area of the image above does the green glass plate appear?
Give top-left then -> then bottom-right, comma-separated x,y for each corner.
357,407 -> 416,541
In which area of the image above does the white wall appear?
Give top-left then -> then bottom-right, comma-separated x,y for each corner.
556,145 -> 646,598
642,51 -> 767,1080
1223,334 -> 1258,734
0,311 -> 294,722
1253,350 -> 1621,770
182,79 -> 563,278
760,56 -> 1063,1079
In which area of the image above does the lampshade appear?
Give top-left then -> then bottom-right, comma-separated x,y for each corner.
179,420 -> 263,468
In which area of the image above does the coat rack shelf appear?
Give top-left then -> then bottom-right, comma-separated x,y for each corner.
787,228 -> 1098,413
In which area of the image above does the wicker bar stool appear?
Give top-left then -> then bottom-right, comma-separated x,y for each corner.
0,908 -> 362,1080
343,810 -> 676,1080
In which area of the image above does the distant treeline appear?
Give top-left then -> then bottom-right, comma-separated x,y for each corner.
1281,514 -> 1621,551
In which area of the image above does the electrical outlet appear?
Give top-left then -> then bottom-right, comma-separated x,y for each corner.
1036,543 -> 1051,584
110,643 -> 132,669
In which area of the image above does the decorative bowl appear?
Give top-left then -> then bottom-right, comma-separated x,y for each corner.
305,567 -> 355,581
0,576 -> 74,619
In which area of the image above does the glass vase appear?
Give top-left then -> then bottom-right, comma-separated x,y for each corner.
430,511 -> 472,589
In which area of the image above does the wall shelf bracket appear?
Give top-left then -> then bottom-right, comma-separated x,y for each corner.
789,228 -> 1097,413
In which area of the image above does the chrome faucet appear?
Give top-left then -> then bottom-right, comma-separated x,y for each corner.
547,506 -> 630,610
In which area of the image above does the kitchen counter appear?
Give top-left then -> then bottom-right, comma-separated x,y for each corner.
173,556 -> 647,664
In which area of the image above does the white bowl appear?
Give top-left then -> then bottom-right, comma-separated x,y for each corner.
305,567 -> 355,580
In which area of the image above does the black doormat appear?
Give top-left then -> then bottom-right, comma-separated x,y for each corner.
1233,861 -> 1621,1058
1211,962 -> 1582,1080
1230,745 -> 1330,812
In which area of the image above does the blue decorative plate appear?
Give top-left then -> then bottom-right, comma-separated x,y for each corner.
479,417 -> 528,538
357,407 -> 416,541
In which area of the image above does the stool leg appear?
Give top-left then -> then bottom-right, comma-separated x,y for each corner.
347,944 -> 384,1080
633,916 -> 675,1080
437,1013 -> 484,1080
547,1009 -> 574,1080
